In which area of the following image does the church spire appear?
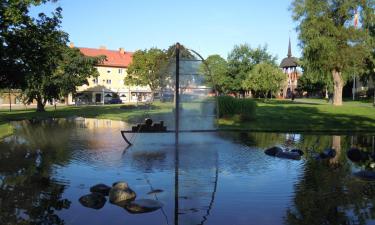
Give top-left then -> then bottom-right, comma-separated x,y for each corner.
287,37 -> 292,58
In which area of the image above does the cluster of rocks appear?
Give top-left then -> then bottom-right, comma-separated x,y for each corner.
313,148 -> 336,160
264,146 -> 304,160
347,148 -> 375,181
79,181 -> 163,213
264,146 -> 339,161
347,148 -> 375,163
131,118 -> 167,132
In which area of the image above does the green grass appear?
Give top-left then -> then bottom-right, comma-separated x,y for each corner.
219,98 -> 375,132
1,99 -> 375,139
0,122 -> 13,139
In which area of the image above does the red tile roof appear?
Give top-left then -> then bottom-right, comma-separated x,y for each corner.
79,47 -> 133,68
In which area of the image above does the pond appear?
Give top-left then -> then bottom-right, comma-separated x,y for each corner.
1,118 -> 375,225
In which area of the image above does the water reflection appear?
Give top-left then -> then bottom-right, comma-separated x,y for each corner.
1,119 -> 375,224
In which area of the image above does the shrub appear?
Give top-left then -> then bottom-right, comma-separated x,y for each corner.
217,96 -> 256,121
237,98 -> 257,121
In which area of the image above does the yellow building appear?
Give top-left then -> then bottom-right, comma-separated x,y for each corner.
69,44 -> 152,104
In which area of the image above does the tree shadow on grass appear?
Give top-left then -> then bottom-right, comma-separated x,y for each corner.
0,105 -> 163,122
244,104 -> 375,132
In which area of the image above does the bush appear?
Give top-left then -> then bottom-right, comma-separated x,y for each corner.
217,96 -> 256,121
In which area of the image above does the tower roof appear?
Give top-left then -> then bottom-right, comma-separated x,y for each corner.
280,38 -> 299,68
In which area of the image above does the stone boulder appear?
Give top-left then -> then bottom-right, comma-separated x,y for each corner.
347,148 -> 372,163
124,199 -> 163,214
265,146 -> 303,160
90,183 -> 111,196
290,149 -> 304,156
79,193 -> 106,209
109,181 -> 136,205
275,151 -> 301,160
315,148 -> 336,160
264,146 -> 283,156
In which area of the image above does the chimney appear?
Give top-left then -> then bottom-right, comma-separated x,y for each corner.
99,45 -> 106,50
119,48 -> 125,54
69,42 -> 74,48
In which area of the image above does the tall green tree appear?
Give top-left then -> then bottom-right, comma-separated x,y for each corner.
13,8 -> 68,111
125,48 -> 168,98
242,63 -> 286,98
227,44 -> 277,96
54,47 -> 104,100
0,0 -> 53,89
201,54 -> 232,94
5,5 -> 101,112
291,0 -> 374,105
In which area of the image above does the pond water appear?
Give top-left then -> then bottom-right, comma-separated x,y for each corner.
1,118 -> 375,225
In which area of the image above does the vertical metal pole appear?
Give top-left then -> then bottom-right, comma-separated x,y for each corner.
175,43 -> 180,144
174,42 -> 180,225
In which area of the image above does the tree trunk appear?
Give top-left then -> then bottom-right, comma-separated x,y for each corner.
36,95 -> 45,112
330,135 -> 341,166
332,69 -> 343,106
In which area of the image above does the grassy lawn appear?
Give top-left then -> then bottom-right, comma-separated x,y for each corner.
1,99 -> 375,138
220,98 -> 375,132
0,123 -> 13,139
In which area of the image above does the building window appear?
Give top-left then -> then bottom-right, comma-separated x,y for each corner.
107,70 -> 111,73
92,78 -> 98,84
106,79 -> 112,84
118,68 -> 123,74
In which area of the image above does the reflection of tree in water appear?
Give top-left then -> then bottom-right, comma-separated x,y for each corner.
285,135 -> 375,225
0,119 -> 74,224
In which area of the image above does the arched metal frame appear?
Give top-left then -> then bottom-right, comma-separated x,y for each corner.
120,43 -> 219,146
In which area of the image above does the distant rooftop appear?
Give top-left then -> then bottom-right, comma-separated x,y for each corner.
280,38 -> 299,68
78,45 -> 133,68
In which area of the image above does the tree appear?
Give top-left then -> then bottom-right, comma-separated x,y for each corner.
13,8 -> 68,112
125,48 -> 168,98
291,0 -> 374,105
6,6 -> 101,112
201,54 -> 232,94
242,63 -> 286,98
227,44 -> 277,96
297,72 -> 331,97
166,43 -> 195,59
54,47 -> 104,100
0,0 -> 53,89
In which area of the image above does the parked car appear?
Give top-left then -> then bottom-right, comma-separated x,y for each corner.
161,93 -> 174,102
108,98 -> 122,104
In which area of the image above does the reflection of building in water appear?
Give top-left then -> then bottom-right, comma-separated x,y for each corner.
75,118 -> 127,130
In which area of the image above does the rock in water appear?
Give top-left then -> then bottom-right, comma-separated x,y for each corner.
79,193 -> 106,209
353,171 -> 375,181
347,148 -> 370,163
290,149 -> 304,156
125,199 -> 163,214
264,146 -> 283,156
90,183 -> 111,196
275,151 -> 301,160
316,148 -> 336,160
109,181 -> 136,205
322,148 -> 336,158
112,181 -> 129,189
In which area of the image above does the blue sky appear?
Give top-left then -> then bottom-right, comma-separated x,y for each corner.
30,0 -> 300,63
